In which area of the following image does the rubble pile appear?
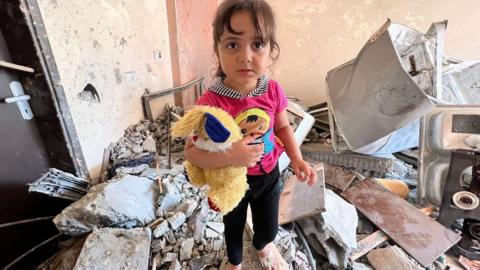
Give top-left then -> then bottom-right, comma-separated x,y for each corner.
107,106 -> 185,177
47,153 -> 309,269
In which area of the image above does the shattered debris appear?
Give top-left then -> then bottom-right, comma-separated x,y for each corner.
73,227 -> 151,270
53,175 -> 159,235
297,189 -> 358,270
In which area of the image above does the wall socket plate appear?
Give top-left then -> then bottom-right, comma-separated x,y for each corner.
124,71 -> 137,82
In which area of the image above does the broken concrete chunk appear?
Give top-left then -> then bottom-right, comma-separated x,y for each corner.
73,228 -> 151,270
153,220 -> 169,238
205,228 -> 219,238
367,246 -> 423,270
132,145 -> 144,154
166,231 -> 176,245
175,198 -> 198,218
180,238 -> 194,261
157,180 -> 182,213
141,164 -> 184,180
116,149 -> 133,160
115,164 -> 149,175
151,238 -> 166,253
168,212 -> 186,231
193,199 -> 210,242
189,253 -> 218,270
206,222 -> 225,234
297,189 -> 357,269
213,239 -> 223,251
142,135 -> 157,152
168,259 -> 181,270
54,175 -> 158,235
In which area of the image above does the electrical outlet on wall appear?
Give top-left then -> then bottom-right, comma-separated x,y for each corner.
154,50 -> 162,61
124,71 -> 137,82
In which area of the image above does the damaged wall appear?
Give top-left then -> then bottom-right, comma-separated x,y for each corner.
36,0 -> 174,178
167,0 -> 218,108
270,0 -> 480,106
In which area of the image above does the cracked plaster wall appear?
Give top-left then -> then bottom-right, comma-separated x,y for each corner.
37,0 -> 174,179
270,0 -> 480,106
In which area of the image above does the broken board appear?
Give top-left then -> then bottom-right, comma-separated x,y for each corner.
342,178 -> 461,267
278,163 -> 325,225
323,163 -> 356,191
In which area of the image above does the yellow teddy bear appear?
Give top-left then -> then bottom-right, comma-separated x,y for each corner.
171,105 -> 248,214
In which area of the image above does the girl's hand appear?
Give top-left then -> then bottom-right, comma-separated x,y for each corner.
291,158 -> 317,186
227,135 -> 264,168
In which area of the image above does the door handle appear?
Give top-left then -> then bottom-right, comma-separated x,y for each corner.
1,81 -> 34,120
4,94 -> 30,103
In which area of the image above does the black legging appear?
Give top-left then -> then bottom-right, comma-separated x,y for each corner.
223,164 -> 281,265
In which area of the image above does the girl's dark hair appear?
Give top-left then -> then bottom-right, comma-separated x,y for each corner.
212,0 -> 280,77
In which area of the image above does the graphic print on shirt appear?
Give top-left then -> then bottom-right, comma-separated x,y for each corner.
234,108 -> 274,156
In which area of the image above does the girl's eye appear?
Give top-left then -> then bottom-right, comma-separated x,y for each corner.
253,41 -> 264,49
226,42 -> 238,49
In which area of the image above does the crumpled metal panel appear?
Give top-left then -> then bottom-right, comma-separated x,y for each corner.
327,20 -> 448,154
418,106 -> 480,206
442,60 -> 480,104
28,168 -> 91,201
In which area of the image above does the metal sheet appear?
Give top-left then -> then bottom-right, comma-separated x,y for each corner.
278,164 -> 325,225
327,20 -> 443,154
342,178 -> 461,267
323,163 -> 356,191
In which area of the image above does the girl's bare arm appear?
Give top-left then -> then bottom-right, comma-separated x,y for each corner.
274,110 -> 317,186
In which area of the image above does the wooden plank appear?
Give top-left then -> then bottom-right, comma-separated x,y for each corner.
278,163 -> 325,225
323,163 -> 356,191
0,60 -> 34,73
350,230 -> 389,261
342,178 -> 461,267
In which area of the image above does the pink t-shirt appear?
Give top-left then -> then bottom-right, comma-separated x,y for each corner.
196,78 -> 288,175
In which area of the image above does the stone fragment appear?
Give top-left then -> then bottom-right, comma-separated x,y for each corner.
73,228 -> 151,270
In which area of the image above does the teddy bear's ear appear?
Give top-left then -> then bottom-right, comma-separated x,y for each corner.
204,112 -> 231,143
171,107 -> 205,137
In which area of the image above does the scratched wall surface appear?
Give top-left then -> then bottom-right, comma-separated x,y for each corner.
37,0 -> 174,178
269,0 -> 480,106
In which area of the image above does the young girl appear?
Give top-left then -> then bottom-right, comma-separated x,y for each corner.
185,0 -> 317,269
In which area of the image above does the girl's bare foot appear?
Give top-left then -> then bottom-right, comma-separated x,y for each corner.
256,243 -> 288,270
225,262 -> 241,270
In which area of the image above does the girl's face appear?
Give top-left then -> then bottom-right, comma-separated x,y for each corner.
217,11 -> 271,94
